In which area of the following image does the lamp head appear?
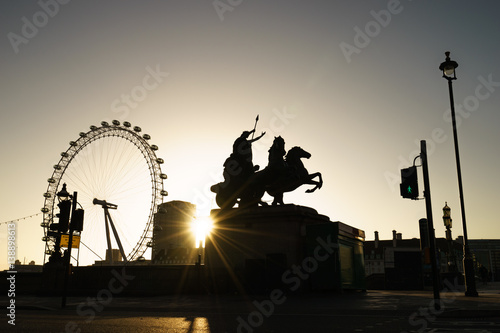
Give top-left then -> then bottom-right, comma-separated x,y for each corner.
439,51 -> 458,80
57,183 -> 71,201
442,201 -> 452,228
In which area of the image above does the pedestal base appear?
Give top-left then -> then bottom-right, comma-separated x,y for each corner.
205,205 -> 365,294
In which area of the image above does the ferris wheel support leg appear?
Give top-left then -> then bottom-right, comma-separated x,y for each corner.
107,213 -> 128,263
104,208 -> 113,264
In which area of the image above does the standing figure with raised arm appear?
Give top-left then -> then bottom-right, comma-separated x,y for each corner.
211,116 -> 266,208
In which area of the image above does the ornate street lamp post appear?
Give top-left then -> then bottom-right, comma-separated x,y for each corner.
442,202 -> 456,272
439,52 -> 478,296
54,183 -> 71,256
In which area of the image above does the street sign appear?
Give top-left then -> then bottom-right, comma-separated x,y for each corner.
60,234 -> 80,248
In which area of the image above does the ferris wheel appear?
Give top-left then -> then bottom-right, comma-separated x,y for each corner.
41,120 -> 168,265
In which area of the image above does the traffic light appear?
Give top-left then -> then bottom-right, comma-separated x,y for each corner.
49,223 -> 60,232
71,208 -> 84,232
400,166 -> 419,199
56,200 -> 72,232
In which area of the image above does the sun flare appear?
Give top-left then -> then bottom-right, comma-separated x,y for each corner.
191,216 -> 213,248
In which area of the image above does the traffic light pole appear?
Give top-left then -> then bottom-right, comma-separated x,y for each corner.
61,191 -> 77,308
420,140 -> 441,309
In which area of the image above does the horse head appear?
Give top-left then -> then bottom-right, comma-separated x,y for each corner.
286,146 -> 311,161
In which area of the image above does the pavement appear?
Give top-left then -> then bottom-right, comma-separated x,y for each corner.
12,282 -> 500,318
4,282 -> 499,332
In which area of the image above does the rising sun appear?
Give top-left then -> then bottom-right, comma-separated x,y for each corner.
191,216 -> 213,248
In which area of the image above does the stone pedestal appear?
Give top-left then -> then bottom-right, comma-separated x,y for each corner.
205,205 -> 332,293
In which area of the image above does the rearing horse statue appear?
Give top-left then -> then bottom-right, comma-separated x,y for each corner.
264,145 -> 323,205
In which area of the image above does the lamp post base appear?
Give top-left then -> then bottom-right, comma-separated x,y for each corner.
463,257 -> 478,297
465,290 -> 478,297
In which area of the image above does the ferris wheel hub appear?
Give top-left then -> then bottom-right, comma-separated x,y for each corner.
93,198 -> 118,209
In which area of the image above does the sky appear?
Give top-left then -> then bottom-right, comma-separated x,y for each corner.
1,0 -> 500,269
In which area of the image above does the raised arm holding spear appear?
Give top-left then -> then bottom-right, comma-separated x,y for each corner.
231,115 -> 266,173
249,114 -> 265,143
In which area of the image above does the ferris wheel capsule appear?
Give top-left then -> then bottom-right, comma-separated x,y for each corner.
123,121 -> 131,127
112,120 -> 120,126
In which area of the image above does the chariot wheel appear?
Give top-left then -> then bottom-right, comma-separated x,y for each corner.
41,120 -> 168,265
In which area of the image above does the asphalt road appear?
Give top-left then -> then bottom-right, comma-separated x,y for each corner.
4,309 -> 500,333
3,285 -> 500,333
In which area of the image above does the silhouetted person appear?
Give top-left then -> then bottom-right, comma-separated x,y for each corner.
229,129 -> 265,179
233,130 -> 265,167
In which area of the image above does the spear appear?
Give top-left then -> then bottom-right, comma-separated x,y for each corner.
251,115 -> 259,139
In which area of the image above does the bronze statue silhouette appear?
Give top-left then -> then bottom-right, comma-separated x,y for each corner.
210,119 -> 266,209
264,145 -> 323,205
267,135 -> 286,170
211,131 -> 323,208
232,129 -> 266,179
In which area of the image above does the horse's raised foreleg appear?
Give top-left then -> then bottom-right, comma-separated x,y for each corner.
304,172 -> 323,193
316,172 -> 323,189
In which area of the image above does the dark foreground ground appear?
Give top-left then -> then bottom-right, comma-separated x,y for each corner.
3,283 -> 500,333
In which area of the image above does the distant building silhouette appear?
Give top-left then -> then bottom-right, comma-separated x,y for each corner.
8,260 -> 43,273
152,201 -> 201,265
92,248 -> 124,266
469,239 -> 500,282
364,230 -> 465,290
106,249 -> 123,263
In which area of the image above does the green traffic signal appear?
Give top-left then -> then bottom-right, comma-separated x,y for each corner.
400,166 -> 418,199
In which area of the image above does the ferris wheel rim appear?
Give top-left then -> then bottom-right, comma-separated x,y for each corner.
41,120 -> 167,263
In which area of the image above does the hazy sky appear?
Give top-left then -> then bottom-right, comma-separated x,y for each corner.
1,1 -> 500,269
